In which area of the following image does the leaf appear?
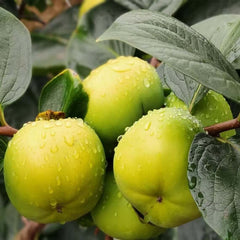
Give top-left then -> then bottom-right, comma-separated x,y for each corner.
176,0 -> 240,26
193,15 -> 240,69
0,137 -> 8,172
98,10 -> 240,103
0,7 -> 32,106
113,0 -> 185,15
39,69 -> 88,118
0,0 -> 17,15
32,6 -> 79,75
25,0 -> 48,12
188,133 -> 240,240
157,64 -> 208,108
66,2 -> 135,78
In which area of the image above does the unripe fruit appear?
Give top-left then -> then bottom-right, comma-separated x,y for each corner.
83,56 -> 164,154
165,90 -> 235,139
114,108 -> 204,228
4,118 -> 106,224
91,172 -> 165,240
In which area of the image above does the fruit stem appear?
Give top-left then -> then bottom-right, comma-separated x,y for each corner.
204,114 -> 240,137
150,57 -> 161,68
0,125 -> 18,136
36,110 -> 65,121
15,217 -> 45,240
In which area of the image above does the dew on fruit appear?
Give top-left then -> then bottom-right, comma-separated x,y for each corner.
31,122 -> 37,127
48,186 -> 54,194
56,176 -> 61,186
66,121 -> 72,128
144,121 -> 151,131
124,126 -> 130,132
117,192 -> 122,198
64,136 -> 74,146
144,78 -> 150,88
117,135 -> 123,142
41,132 -> 46,139
50,130 -> 55,136
44,123 -> 52,129
57,163 -> 62,172
114,212 -> 118,217
55,121 -> 62,127
188,163 -> 196,172
50,145 -> 59,153
110,63 -> 131,72
73,151 -> 79,159
50,200 -> 57,208
85,139 -> 89,145
40,142 -> 46,149
93,148 -> 97,154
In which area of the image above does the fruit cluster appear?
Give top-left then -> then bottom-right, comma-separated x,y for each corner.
3,56 -> 235,239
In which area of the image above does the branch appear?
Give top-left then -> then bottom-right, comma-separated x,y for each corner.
15,217 -> 45,240
150,57 -> 161,68
105,236 -> 113,240
204,114 -> 240,137
0,125 -> 18,137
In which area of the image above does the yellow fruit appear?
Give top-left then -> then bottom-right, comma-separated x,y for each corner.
4,118 -> 106,224
83,56 -> 164,155
114,108 -> 203,228
91,172 -> 165,240
165,90 -> 235,138
79,0 -> 105,17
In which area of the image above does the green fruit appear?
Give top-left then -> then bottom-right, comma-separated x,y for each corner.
91,172 -> 165,240
114,107 -> 204,228
83,56 -> 164,154
165,90 -> 235,138
4,118 -> 106,224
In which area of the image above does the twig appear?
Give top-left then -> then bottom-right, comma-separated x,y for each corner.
204,114 -> 240,137
0,125 -> 18,137
105,236 -> 113,240
15,217 -> 45,240
150,57 -> 161,68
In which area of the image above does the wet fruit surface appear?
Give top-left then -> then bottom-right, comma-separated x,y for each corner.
4,118 -> 106,223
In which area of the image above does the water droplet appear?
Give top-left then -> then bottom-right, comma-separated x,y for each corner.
31,122 -> 37,127
188,163 -> 196,172
117,192 -> 122,198
50,200 -> 57,208
144,78 -> 150,88
57,163 -> 62,172
85,139 -> 89,145
117,135 -> 123,142
56,176 -> 61,186
97,145 -> 101,152
44,123 -> 52,129
66,121 -> 71,128
51,145 -> 59,153
111,63 -> 131,72
64,136 -> 74,146
50,130 -> 55,136
48,186 -> 53,194
40,142 -> 46,149
73,150 -> 79,159
144,121 -> 151,131
55,121 -> 62,126
41,132 -> 46,139
114,212 -> 118,217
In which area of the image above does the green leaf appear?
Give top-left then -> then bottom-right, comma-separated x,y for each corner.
0,137 -> 8,172
176,0 -> 240,25
98,10 -> 240,103
25,0 -> 48,11
32,6 -> 79,75
114,0 -> 185,15
157,64 -> 208,108
193,15 -> 240,69
188,133 -> 240,240
66,2 -> 135,78
39,69 -> 88,118
0,7 -> 32,106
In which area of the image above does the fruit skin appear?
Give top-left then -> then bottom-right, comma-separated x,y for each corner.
91,172 -> 165,240
165,90 -> 235,139
4,118 -> 106,224
83,56 -> 164,154
114,107 -> 204,228
79,0 -> 105,17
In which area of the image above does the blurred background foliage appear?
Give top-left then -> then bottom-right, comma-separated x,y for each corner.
0,0 -> 239,239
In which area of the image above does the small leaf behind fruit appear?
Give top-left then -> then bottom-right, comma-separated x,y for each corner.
188,133 -> 240,240
157,64 -> 208,109
0,7 -> 32,106
98,10 -> 240,103
113,0 -> 185,16
39,69 -> 88,118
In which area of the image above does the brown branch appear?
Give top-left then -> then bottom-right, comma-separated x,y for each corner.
150,57 -> 161,68
15,217 -> 45,240
0,125 -> 18,137
105,236 -> 113,240
204,114 -> 240,137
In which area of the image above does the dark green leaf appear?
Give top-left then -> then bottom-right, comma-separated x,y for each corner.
157,64 -> 208,108
193,15 -> 240,69
98,10 -> 240,103
25,0 -> 48,12
176,0 -> 240,26
0,7 -> 32,106
32,6 -> 79,75
66,2 -> 134,78
0,0 -> 17,15
188,133 -> 240,240
39,69 -> 88,118
114,0 -> 186,15
0,137 -> 7,172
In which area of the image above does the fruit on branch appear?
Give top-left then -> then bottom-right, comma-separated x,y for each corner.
91,172 -> 165,240
165,90 -> 235,138
83,56 -> 164,155
114,107 -> 204,228
4,118 -> 106,224
79,0 -> 105,17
